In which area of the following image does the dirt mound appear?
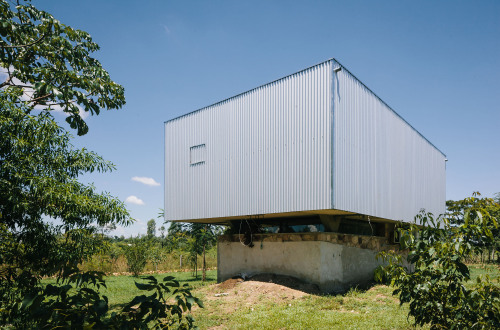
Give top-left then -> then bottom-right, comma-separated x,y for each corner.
217,277 -> 244,290
247,273 -> 321,294
200,273 -> 321,309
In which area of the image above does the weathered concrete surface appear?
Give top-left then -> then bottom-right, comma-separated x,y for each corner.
217,232 -> 396,293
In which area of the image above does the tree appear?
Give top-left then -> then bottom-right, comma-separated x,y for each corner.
0,92 -> 132,324
107,243 -> 123,270
165,221 -> 189,252
188,224 -> 220,281
124,239 -> 149,277
167,221 -> 188,237
159,225 -> 166,247
0,1 -> 203,327
0,0 -> 129,325
1,0 -> 125,136
148,244 -> 165,272
147,218 -> 157,239
375,194 -> 500,329
447,192 -> 500,263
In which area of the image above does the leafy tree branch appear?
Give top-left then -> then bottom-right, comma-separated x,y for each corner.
0,0 -> 126,135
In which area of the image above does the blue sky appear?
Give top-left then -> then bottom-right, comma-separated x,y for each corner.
37,0 -> 499,237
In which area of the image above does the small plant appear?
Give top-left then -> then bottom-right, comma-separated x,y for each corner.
344,286 -> 362,297
149,245 -> 166,272
124,240 -> 149,276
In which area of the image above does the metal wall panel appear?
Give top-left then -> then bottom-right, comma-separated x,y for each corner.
165,61 -> 332,221
165,58 -> 446,223
332,63 -> 446,222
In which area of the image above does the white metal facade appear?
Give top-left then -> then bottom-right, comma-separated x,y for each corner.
332,66 -> 446,221
165,61 -> 333,221
164,59 -> 446,223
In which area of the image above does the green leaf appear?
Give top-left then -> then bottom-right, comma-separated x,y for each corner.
21,292 -> 38,309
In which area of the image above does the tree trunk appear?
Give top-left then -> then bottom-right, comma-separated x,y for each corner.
202,242 -> 206,282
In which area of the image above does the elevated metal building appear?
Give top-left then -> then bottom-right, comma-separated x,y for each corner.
165,58 -> 445,225
164,58 -> 446,292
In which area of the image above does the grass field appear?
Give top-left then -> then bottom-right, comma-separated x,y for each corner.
42,264 -> 499,329
193,279 -> 417,329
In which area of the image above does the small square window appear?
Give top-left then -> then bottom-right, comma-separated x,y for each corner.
190,144 -> 206,166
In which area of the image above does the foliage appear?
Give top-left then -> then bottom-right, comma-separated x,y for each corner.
21,270 -> 202,329
19,269 -> 109,328
0,1 -> 205,327
161,220 -> 222,279
108,243 -> 123,268
109,275 -> 203,329
186,224 -> 220,280
163,221 -> 189,253
0,94 -> 132,325
124,239 -> 149,276
149,244 -> 166,272
0,0 -> 125,135
159,225 -> 166,247
375,194 -> 500,329
147,218 -> 157,239
447,192 -> 500,263
0,0 -> 131,324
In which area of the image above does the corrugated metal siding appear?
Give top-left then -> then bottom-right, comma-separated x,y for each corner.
332,65 -> 446,222
165,61 -> 332,221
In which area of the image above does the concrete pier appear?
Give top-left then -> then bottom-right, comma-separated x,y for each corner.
217,232 -> 398,293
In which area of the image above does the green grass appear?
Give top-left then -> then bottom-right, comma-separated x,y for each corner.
43,270 -> 217,312
468,263 -> 500,281
102,271 -> 217,311
192,284 -> 419,329
41,264 -> 499,329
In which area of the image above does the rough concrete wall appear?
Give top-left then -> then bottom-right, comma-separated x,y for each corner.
218,241 -> 324,285
217,232 -> 395,293
319,242 -> 380,292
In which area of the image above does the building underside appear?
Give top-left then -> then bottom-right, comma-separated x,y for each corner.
174,211 -> 404,293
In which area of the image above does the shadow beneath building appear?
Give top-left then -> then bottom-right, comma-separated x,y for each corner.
223,273 -> 379,296
239,273 -> 323,296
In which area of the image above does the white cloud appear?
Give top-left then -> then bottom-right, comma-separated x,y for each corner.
132,176 -> 161,187
125,195 -> 145,205
44,103 -> 88,119
161,24 -> 171,35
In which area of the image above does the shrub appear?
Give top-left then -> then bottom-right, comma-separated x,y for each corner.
375,195 -> 500,329
125,241 -> 149,276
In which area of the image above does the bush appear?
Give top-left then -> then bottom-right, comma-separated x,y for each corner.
125,241 -> 149,276
375,195 -> 500,329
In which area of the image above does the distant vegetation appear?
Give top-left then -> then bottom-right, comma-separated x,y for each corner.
80,219 -> 220,277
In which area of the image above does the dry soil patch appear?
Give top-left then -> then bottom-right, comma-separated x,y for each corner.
198,273 -> 321,313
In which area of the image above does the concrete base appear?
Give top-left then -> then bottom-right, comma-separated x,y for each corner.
217,233 -> 394,293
